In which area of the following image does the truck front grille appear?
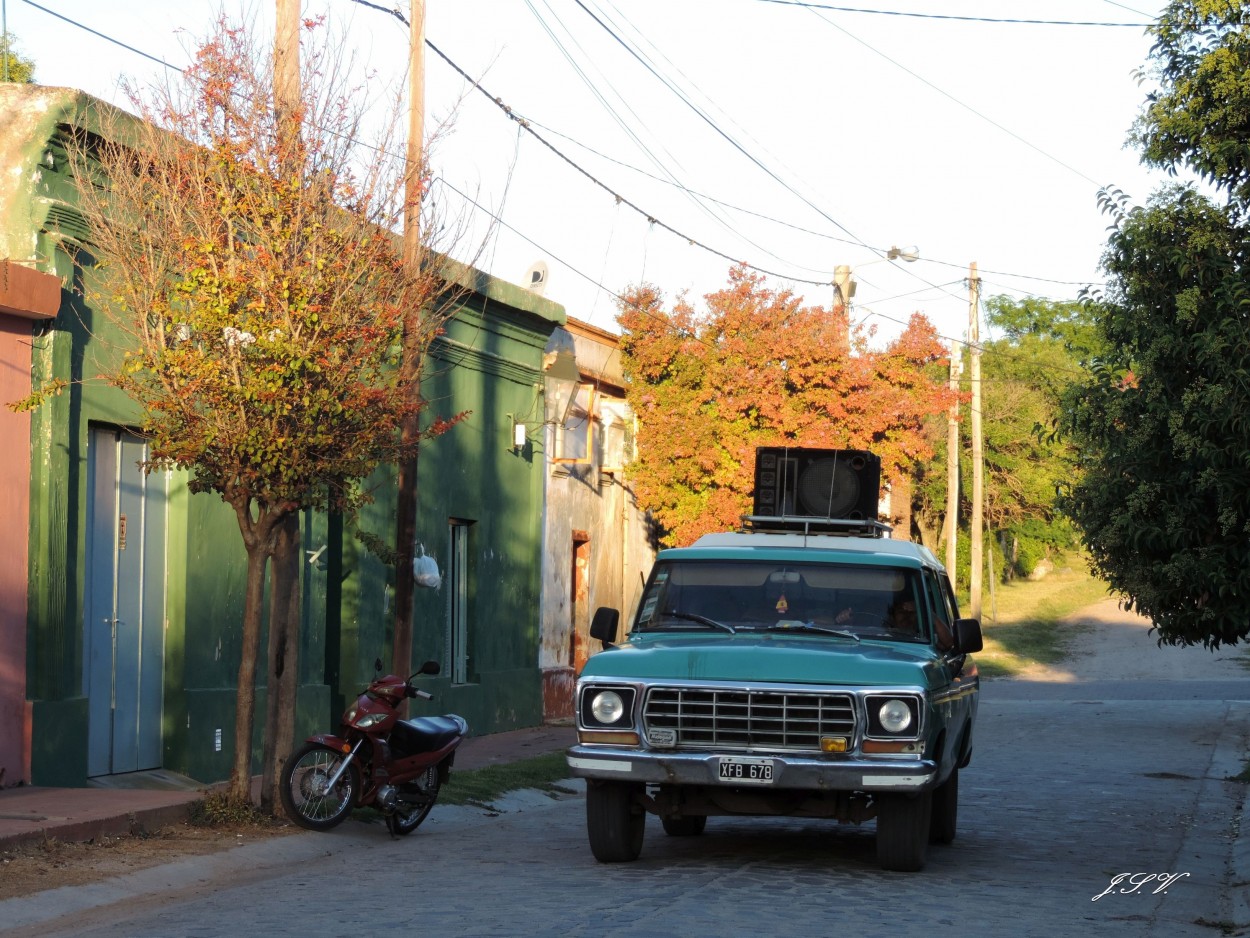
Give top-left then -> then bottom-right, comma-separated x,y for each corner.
643,687 -> 856,752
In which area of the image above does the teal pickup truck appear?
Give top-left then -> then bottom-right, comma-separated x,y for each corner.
566,448 -> 981,872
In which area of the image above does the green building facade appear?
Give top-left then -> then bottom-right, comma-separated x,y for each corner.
0,85 -> 563,788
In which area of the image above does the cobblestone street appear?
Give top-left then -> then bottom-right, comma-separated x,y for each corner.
2,601 -> 1248,938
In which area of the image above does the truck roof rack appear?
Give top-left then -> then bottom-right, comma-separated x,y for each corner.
739,515 -> 893,538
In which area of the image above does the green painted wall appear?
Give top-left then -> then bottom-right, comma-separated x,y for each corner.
12,88 -> 563,785
342,280 -> 562,738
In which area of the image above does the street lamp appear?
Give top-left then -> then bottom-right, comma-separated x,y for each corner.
833,246 -> 919,313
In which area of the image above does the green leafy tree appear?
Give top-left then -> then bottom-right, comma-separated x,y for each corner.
981,298 -> 1094,576
1,32 -> 35,83
912,297 -> 1095,581
618,266 -> 954,547
1061,0 -> 1250,647
29,18 -> 465,803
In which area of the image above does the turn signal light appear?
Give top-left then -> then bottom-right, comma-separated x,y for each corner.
862,740 -> 923,754
820,736 -> 848,753
577,730 -> 640,745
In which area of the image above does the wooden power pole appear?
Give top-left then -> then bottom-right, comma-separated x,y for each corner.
393,0 -> 426,674
944,341 -> 960,587
968,262 -> 983,621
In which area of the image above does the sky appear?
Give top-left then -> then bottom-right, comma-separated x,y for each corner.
4,0 -> 1174,350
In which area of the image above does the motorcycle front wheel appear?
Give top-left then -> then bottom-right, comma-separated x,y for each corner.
281,743 -> 361,831
386,764 -> 441,836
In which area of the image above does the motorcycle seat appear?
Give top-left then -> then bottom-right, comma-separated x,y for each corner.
396,714 -> 468,753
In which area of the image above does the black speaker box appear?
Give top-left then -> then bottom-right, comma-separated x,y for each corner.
752,448 -> 881,520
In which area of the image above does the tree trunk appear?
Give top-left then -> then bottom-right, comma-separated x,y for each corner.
916,510 -> 940,554
228,538 -> 271,804
890,474 -> 913,542
261,511 -> 302,815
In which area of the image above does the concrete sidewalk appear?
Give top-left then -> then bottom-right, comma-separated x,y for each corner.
0,723 -> 576,852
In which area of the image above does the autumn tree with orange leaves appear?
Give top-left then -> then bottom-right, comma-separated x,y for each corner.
30,18 -> 468,810
618,267 -> 954,547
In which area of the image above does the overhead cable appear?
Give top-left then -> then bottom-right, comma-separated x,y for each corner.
751,1 -> 1150,27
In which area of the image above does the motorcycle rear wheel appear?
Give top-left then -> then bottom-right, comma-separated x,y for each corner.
281,743 -> 361,831
386,764 -> 441,836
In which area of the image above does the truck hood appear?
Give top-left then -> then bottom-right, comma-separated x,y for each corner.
581,631 -> 943,689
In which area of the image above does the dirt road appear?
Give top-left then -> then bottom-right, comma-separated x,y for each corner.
1010,596 -> 1249,682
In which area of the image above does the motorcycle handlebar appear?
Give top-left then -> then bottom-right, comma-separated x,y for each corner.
406,685 -> 434,700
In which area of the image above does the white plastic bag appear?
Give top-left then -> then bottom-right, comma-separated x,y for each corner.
413,544 -> 441,590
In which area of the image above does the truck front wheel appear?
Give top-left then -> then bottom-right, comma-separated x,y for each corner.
587,780 -> 645,862
876,791 -> 932,872
929,768 -> 959,844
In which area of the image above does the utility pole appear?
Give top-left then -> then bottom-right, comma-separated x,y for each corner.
944,340 -> 960,586
274,0 -> 300,140
968,262 -> 983,621
832,264 -> 856,351
392,0 -> 426,673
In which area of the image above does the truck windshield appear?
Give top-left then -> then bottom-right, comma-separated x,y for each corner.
635,560 -> 928,642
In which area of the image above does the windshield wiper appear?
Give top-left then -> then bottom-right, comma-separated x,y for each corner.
650,610 -> 736,633
762,622 -> 861,642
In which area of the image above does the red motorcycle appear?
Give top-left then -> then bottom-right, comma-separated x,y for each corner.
280,659 -> 468,835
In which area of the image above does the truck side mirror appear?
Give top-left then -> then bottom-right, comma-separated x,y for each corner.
590,607 -> 620,646
952,618 -> 984,655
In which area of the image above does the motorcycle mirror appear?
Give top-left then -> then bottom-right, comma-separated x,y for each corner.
374,657 -> 384,674
417,659 -> 441,676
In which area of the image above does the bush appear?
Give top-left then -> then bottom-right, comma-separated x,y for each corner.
188,793 -> 277,828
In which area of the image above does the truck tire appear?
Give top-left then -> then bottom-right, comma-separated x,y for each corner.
587,780 -> 645,862
876,790 -> 932,872
929,768 -> 958,845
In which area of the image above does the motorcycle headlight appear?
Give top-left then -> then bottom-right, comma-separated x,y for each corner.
354,712 -> 389,729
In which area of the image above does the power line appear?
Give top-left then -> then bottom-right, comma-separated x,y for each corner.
25,0 -> 1105,303
1102,0 -> 1155,18
433,176 -> 724,352
571,0 -> 870,249
523,114 -> 1104,293
524,0 -> 828,276
19,0 -> 184,72
750,1 -> 1151,27
568,0 -> 968,307
427,39 -> 847,288
19,0 -> 1100,376
803,6 -> 1106,188
20,0 -> 847,291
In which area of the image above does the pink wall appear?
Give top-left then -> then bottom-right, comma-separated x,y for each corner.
0,316 -> 31,786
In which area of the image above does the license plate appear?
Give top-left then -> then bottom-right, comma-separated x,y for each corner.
718,757 -> 775,784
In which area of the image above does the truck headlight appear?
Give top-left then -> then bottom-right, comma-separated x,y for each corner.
592,691 -> 625,724
865,694 -> 921,738
579,685 -> 636,729
878,699 -> 913,733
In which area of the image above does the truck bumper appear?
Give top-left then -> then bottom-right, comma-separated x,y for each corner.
566,744 -> 938,792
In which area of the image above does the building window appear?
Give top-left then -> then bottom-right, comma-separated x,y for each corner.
446,519 -> 475,684
598,399 -> 631,473
554,383 -> 596,464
